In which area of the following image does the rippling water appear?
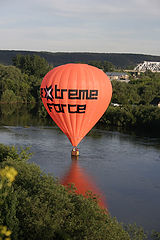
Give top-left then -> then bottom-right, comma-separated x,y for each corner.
0,124 -> 160,232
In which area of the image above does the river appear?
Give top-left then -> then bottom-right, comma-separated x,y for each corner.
0,104 -> 160,233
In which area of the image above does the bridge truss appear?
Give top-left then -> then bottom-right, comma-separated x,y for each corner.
134,61 -> 160,72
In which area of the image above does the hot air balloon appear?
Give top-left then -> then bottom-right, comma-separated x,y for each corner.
60,156 -> 107,210
40,64 -> 112,151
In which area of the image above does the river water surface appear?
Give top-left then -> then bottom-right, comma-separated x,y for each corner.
0,104 -> 160,233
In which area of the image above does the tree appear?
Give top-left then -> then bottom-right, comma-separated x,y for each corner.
0,65 -> 31,102
111,81 -> 140,105
88,60 -> 115,72
13,54 -> 51,78
1,89 -> 18,103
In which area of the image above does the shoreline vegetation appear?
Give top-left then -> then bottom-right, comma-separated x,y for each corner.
0,54 -> 160,239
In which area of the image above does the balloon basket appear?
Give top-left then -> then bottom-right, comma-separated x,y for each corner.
71,155 -> 79,161
71,147 -> 79,157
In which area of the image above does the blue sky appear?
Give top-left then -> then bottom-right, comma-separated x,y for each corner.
0,0 -> 160,55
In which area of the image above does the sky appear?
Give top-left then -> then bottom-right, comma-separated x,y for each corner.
0,0 -> 160,55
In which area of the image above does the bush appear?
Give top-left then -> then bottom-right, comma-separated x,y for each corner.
100,105 -> 160,132
101,106 -> 135,128
0,90 -> 18,103
0,164 -> 18,240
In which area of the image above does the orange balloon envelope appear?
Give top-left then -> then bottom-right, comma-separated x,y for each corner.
40,63 -> 112,146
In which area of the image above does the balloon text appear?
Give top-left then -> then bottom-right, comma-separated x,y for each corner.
40,85 -> 98,113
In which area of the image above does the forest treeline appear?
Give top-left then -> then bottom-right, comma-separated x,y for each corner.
0,54 -> 160,132
1,50 -> 160,68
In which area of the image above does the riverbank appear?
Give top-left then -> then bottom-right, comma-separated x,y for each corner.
99,104 -> 160,134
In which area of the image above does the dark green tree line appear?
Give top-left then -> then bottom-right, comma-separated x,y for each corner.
88,60 -> 115,72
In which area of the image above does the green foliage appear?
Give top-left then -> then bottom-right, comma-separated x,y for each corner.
0,184 -> 19,240
151,231 -> 160,240
38,102 -> 49,118
107,106 -> 136,127
132,105 -> 160,129
112,72 -> 160,106
12,54 -> 51,78
102,105 -> 160,131
88,60 -> 115,72
111,81 -> 140,105
0,53 -> 52,103
107,71 -> 160,131
124,224 -> 147,240
0,65 -> 31,103
0,162 -> 18,240
1,90 -> 18,103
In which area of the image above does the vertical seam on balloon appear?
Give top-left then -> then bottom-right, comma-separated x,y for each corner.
55,65 -> 73,144
58,67 -> 71,138
87,65 -> 96,132
75,64 -> 83,141
65,67 -> 74,141
42,67 -> 66,134
80,66 -> 94,138
50,67 -> 67,134
76,65 -> 87,141
64,66 -> 75,141
49,67 -> 69,135
74,68 -> 78,141
67,67 -> 74,142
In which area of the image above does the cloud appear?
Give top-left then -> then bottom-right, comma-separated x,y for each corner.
0,0 -> 159,54
33,0 -> 160,18
36,0 -> 125,15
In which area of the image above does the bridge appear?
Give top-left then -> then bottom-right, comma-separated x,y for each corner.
134,61 -> 160,72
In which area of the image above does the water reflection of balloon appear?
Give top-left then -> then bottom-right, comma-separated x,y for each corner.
40,64 -> 112,148
60,156 -> 107,210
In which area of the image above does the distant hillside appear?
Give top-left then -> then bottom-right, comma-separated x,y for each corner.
1,50 -> 160,68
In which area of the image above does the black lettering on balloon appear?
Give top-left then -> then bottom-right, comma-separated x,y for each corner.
68,104 -> 77,113
55,85 -> 67,99
43,85 -> 99,114
77,104 -> 86,113
47,103 -> 54,112
68,104 -> 86,113
68,89 -> 78,99
53,104 -> 66,113
78,90 -> 88,99
89,90 -> 98,99
47,103 -> 66,113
